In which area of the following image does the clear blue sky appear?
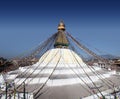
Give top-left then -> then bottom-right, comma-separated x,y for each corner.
0,0 -> 120,58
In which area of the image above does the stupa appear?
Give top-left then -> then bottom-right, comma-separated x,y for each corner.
1,21 -> 120,99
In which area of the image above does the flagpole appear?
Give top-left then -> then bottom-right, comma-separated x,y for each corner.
5,82 -> 7,99
23,82 -> 26,99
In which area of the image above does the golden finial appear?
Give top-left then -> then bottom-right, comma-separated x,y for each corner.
58,20 -> 65,31
54,20 -> 69,48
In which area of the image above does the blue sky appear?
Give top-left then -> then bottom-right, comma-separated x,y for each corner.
0,0 -> 120,58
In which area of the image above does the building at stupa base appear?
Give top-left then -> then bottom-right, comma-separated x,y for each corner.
0,21 -> 120,99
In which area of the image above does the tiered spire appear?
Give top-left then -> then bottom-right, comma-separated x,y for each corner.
57,20 -> 66,31
54,21 -> 69,48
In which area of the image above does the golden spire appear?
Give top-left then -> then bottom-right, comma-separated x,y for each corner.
58,20 -> 65,31
54,21 -> 69,48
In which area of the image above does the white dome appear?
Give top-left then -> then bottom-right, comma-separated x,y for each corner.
38,48 -> 86,65
6,48 -> 120,99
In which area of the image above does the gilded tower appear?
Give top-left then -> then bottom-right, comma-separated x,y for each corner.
54,21 -> 69,48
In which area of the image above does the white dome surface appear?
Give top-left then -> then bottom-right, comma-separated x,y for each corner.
6,48 -> 120,99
